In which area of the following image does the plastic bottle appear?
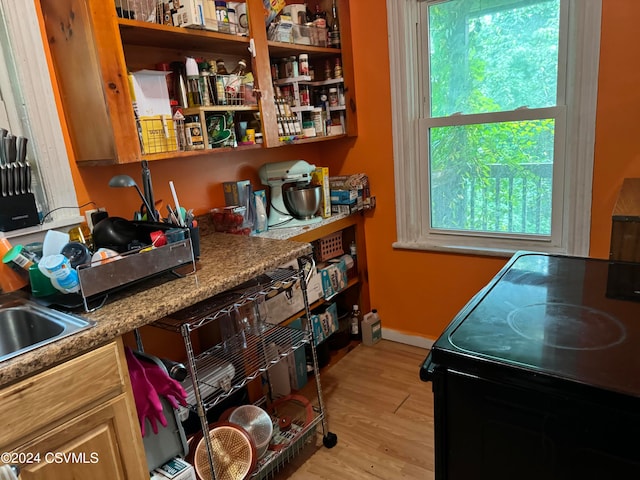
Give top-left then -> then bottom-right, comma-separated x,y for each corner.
350,304 -> 362,341
198,65 -> 213,106
362,309 -> 382,346
185,57 -> 202,107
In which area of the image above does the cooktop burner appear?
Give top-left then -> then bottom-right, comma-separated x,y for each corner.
442,252 -> 640,397
507,302 -> 627,350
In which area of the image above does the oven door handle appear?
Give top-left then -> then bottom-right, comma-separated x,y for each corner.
420,351 -> 436,382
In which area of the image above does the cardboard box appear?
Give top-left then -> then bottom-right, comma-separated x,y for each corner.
223,180 -> 251,207
312,167 -> 331,218
330,189 -> 358,205
317,302 -> 338,338
310,314 -> 325,345
152,457 -> 196,480
319,259 -> 348,298
331,203 -> 360,215
329,174 -> 370,207
264,259 -> 323,324
130,70 -> 172,117
202,0 -> 218,30
172,0 -> 205,28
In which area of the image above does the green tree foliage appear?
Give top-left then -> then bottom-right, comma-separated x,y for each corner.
428,0 -> 559,235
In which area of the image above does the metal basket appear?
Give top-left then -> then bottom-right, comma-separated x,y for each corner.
137,115 -> 182,154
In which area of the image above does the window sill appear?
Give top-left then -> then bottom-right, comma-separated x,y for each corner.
392,240 -> 568,258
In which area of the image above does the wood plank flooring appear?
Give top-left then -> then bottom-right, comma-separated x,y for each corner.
273,340 -> 435,480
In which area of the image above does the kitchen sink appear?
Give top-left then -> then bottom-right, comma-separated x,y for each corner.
0,293 -> 95,363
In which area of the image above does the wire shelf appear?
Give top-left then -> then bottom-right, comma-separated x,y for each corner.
148,260 -> 335,479
253,413 -> 322,479
153,268 -> 300,332
183,325 -> 310,411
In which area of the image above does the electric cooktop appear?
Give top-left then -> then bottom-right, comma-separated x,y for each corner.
434,252 -> 640,398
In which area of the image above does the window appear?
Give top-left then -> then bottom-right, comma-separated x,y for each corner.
0,1 -> 81,242
388,0 -> 601,256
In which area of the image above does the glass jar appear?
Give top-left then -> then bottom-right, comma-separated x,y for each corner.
300,85 -> 311,106
299,54 -> 309,76
328,87 -> 338,106
215,1 -> 230,33
334,57 -> 343,79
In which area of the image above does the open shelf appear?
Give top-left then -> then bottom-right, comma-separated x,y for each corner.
268,40 -> 341,58
118,18 -> 251,56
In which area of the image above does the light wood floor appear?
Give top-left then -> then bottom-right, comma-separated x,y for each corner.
273,340 -> 435,480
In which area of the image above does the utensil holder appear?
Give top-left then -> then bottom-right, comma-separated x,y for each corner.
0,193 -> 39,231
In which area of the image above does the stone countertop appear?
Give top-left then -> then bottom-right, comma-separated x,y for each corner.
0,232 -> 311,387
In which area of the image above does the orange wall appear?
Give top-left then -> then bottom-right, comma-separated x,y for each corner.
65,0 -> 640,342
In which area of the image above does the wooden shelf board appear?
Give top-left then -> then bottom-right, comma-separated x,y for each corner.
183,105 -> 259,115
118,19 -> 251,56
268,41 -> 341,58
276,134 -> 349,147
291,214 -> 359,243
140,142 -> 263,161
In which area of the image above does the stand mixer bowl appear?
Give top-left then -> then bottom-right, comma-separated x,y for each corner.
283,183 -> 321,220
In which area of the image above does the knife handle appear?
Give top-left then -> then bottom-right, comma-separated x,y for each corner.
6,162 -> 13,196
4,134 -> 16,164
16,136 -> 27,165
24,161 -> 31,193
0,166 -> 6,197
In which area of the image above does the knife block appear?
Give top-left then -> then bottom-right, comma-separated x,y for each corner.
0,193 -> 39,231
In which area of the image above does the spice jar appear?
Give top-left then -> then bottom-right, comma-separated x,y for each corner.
334,57 -> 343,79
324,59 -> 332,80
328,87 -> 338,106
290,56 -> 299,77
299,53 -> 309,76
300,85 -> 311,106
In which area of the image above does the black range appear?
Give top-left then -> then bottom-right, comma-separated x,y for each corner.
421,251 -> 640,479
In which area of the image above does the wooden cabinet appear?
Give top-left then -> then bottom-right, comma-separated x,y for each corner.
39,0 -> 357,164
40,0 -> 141,165
0,339 -> 148,479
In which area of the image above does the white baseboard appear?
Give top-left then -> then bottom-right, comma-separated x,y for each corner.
381,328 -> 434,350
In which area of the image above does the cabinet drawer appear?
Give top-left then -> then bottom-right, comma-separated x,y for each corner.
0,341 -> 125,448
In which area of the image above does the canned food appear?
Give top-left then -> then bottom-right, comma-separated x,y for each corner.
185,122 -> 205,150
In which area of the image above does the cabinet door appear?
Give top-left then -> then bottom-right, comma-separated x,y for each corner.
40,0 -> 141,165
14,395 -> 148,480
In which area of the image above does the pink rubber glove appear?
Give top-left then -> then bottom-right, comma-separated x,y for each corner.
140,358 -> 188,409
124,347 -> 167,436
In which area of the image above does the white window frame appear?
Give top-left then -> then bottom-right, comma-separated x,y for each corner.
387,0 -> 601,257
0,1 -> 82,243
